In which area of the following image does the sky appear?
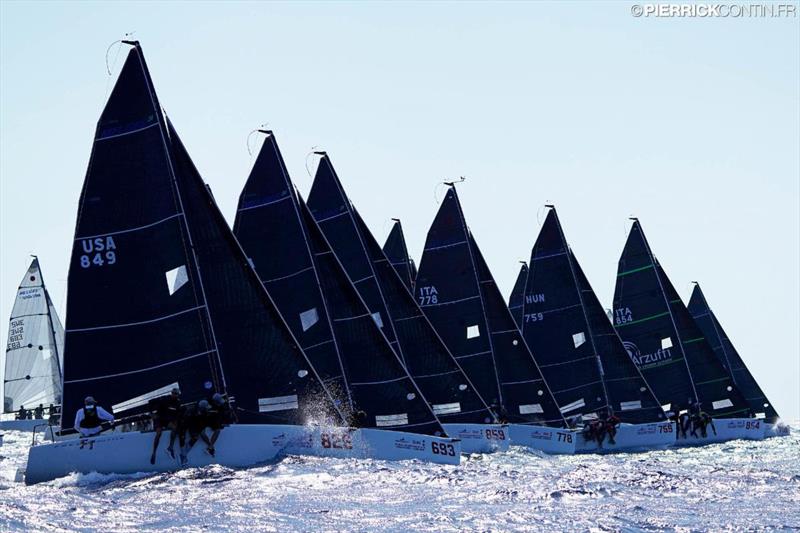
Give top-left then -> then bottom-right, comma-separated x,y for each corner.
1,1 -> 798,420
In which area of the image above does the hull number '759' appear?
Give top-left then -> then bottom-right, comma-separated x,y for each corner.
431,442 -> 456,456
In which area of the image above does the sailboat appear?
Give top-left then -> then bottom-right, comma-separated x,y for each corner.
417,185 -> 581,454
25,43 -> 458,485
519,207 -> 673,452
1,257 -> 64,433
382,219 -> 417,293
305,155 -> 507,453
612,219 -> 765,445
231,131 -> 466,452
507,261 -> 527,329
687,283 -> 788,438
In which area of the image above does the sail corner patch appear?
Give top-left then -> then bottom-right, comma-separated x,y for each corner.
258,395 -> 299,412
519,403 -> 544,415
620,400 -> 642,411
375,413 -> 408,427
432,402 -> 461,415
712,399 -> 733,410
165,265 -> 188,296
572,332 -> 586,348
300,308 -> 319,332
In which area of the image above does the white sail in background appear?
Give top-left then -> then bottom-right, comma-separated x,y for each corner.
3,257 -> 63,413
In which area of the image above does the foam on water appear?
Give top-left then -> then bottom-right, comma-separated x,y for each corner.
1,426 -> 798,531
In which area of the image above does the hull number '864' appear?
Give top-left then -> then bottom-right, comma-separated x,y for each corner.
431,442 -> 456,456
79,237 -> 117,268
485,428 -> 506,440
321,432 -> 353,449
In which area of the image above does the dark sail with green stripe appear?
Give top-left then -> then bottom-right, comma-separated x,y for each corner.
613,220 -> 750,418
688,284 -> 778,422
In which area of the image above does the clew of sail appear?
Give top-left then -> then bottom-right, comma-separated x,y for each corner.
688,284 -> 779,423
3,258 -> 63,413
417,186 -> 565,426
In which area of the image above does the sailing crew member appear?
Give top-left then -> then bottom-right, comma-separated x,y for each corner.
16,405 -> 28,420
149,388 -> 184,465
205,393 -> 234,455
34,404 -> 44,420
74,396 -> 115,437
605,411 -> 621,445
180,400 -> 215,465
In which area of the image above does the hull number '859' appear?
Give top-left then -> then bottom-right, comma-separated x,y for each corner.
431,442 -> 456,456
485,428 -> 506,440
321,432 -> 353,449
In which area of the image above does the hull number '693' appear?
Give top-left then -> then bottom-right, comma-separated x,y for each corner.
321,432 -> 353,449
485,428 -> 506,440
431,442 -> 456,456
556,432 -> 573,443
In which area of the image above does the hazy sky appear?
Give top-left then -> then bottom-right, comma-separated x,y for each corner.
1,2 -> 798,420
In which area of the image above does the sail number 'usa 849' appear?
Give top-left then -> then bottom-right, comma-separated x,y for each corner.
79,237 -> 117,268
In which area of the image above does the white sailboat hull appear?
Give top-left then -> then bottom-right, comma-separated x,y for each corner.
441,423 -> 510,453
672,417 -> 765,446
25,424 -> 460,484
575,422 -> 675,453
507,424 -> 578,454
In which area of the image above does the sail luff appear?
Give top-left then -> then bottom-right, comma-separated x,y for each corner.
507,262 -> 528,328
383,220 -> 416,292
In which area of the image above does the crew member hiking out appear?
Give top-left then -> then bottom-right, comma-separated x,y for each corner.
149,387 -> 184,464
73,396 -> 114,437
180,400 -> 215,465
205,393 -> 235,454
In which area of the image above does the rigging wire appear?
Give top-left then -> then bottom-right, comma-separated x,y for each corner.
304,147 -> 321,181
103,33 -> 135,102
246,123 -> 269,157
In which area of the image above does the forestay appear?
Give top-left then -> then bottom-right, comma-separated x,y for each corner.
233,135 -> 444,435
688,284 -> 780,423
3,258 -> 63,412
382,219 -> 417,293
307,156 -> 497,427
521,208 -> 663,424
416,186 -> 565,426
61,43 -> 346,428
612,220 -> 749,418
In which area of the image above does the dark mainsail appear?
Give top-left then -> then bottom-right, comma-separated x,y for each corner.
233,135 -> 444,435
307,156 -> 497,426
62,43 -> 345,429
382,219 -> 417,292
521,208 -> 663,423
688,284 -> 779,423
613,220 -> 750,418
416,186 -> 565,426
507,262 -> 528,328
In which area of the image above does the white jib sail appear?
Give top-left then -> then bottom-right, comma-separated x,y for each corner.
3,258 -> 64,413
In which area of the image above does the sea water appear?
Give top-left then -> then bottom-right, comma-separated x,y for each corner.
1,427 -> 798,531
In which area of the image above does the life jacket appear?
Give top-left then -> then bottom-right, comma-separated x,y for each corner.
79,406 -> 101,428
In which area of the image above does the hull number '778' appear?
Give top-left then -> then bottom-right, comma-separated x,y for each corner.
556,432 -> 573,443
431,442 -> 456,456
